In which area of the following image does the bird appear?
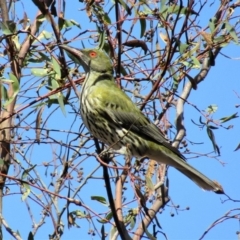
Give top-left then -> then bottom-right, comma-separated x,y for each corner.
60,45 -> 224,194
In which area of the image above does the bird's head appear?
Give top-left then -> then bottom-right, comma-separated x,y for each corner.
60,45 -> 113,74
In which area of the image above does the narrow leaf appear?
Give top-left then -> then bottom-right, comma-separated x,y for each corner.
234,143 -> 240,152
220,112 -> 238,123
91,196 -> 108,206
52,57 -> 61,79
139,17 -> 146,38
22,183 -> 31,201
4,73 -> 19,106
207,127 -> 220,155
225,21 -> 238,43
0,22 -> 13,35
28,231 -> 34,240
21,165 -> 37,180
118,0 -> 131,15
31,68 -> 49,77
101,225 -> 105,240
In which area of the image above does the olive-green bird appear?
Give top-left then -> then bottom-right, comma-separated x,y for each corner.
60,45 -> 223,194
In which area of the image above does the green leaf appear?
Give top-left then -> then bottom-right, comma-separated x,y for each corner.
97,211 -> 113,223
21,165 -> 37,180
191,56 -> 201,69
0,158 -> 4,167
234,143 -> 240,152
12,35 -> 20,50
110,226 -> 117,240
1,85 -> 8,102
7,21 -> 17,33
160,0 -> 167,13
177,41 -> 188,54
49,78 -> 66,115
206,104 -> 218,114
57,92 -> 66,116
4,73 -> 19,106
169,66 -> 179,91
139,17 -> 146,38
22,183 -> 31,201
208,125 -> 218,130
61,19 -> 81,29
34,30 -> 52,43
213,35 -> 232,48
70,19 -> 81,28
28,231 -> 34,240
220,112 -> 238,123
225,21 -> 238,43
207,126 -> 220,155
101,225 -> 105,240
145,176 -> 154,193
91,196 -> 108,206
74,210 -> 87,218
209,17 -> 217,34
0,22 -> 13,35
39,52 -> 51,62
31,68 -> 49,77
118,0 -> 131,15
120,64 -> 128,76
142,221 -> 157,240
98,30 -> 106,50
52,57 -> 61,79
103,13 -> 111,24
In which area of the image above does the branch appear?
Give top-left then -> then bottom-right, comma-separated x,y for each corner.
133,189 -> 170,240
0,213 -> 22,240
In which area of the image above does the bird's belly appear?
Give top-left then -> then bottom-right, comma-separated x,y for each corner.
80,109 -> 148,157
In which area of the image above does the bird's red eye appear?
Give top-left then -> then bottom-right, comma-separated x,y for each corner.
89,51 -> 97,58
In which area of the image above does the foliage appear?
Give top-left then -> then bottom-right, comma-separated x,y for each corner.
0,0 -> 239,239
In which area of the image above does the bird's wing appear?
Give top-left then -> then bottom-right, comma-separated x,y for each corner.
93,81 -> 185,159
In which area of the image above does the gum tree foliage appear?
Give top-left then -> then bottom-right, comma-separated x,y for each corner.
0,0 -> 239,239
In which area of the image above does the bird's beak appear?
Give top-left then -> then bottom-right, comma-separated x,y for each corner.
59,44 -> 84,65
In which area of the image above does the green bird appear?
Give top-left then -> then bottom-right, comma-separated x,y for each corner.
60,45 -> 223,194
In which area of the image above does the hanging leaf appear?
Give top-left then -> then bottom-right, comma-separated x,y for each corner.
177,41 -> 188,54
141,220 -> 157,240
0,22 -> 13,35
184,72 -> 197,90
50,78 -> 66,116
103,13 -> 111,24
51,57 -> 61,79
4,73 -> 19,106
98,29 -> 106,50
209,17 -> 217,33
1,85 -> 9,102
234,143 -> 240,152
206,126 -> 220,155
101,225 -> 105,239
225,21 -> 238,44
139,14 -> 146,38
21,165 -> 37,180
22,183 -> 31,201
28,231 -> 34,240
118,0 -> 131,15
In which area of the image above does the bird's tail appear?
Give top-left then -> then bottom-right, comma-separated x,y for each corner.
175,162 -> 223,194
149,146 -> 224,194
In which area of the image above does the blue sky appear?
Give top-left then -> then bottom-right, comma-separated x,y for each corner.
1,1 -> 240,239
